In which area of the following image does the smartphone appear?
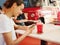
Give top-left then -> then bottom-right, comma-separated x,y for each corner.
29,25 -> 35,28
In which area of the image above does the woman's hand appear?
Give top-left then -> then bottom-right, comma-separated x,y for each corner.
26,24 -> 35,34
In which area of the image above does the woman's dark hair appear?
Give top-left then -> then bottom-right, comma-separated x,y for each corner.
0,6 -> 2,10
4,0 -> 24,8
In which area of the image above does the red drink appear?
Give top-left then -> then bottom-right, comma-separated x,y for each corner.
37,24 -> 43,34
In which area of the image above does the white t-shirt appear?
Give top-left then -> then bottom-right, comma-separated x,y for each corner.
0,14 -> 16,45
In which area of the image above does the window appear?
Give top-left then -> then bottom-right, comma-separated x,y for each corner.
23,0 -> 41,8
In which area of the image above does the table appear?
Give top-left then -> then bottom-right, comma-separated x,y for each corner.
15,24 -> 60,44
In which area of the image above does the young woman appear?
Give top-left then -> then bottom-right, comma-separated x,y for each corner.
0,0 -> 34,45
13,2 -> 37,26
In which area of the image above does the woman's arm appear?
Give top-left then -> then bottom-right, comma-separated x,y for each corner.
3,26 -> 34,45
14,19 -> 28,23
14,24 -> 28,30
24,13 -> 28,20
14,23 -> 35,30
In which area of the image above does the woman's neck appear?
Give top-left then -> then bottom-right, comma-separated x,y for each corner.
3,9 -> 13,18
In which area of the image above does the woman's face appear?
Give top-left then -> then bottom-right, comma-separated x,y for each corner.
20,4 -> 24,10
12,3 -> 24,17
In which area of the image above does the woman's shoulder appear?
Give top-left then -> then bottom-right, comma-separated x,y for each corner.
0,14 -> 6,19
0,14 -> 7,19
0,14 -> 10,22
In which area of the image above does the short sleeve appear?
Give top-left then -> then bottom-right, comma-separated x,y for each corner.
0,15 -> 12,33
17,13 -> 25,20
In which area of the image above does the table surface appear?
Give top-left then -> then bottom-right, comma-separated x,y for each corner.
15,24 -> 60,44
